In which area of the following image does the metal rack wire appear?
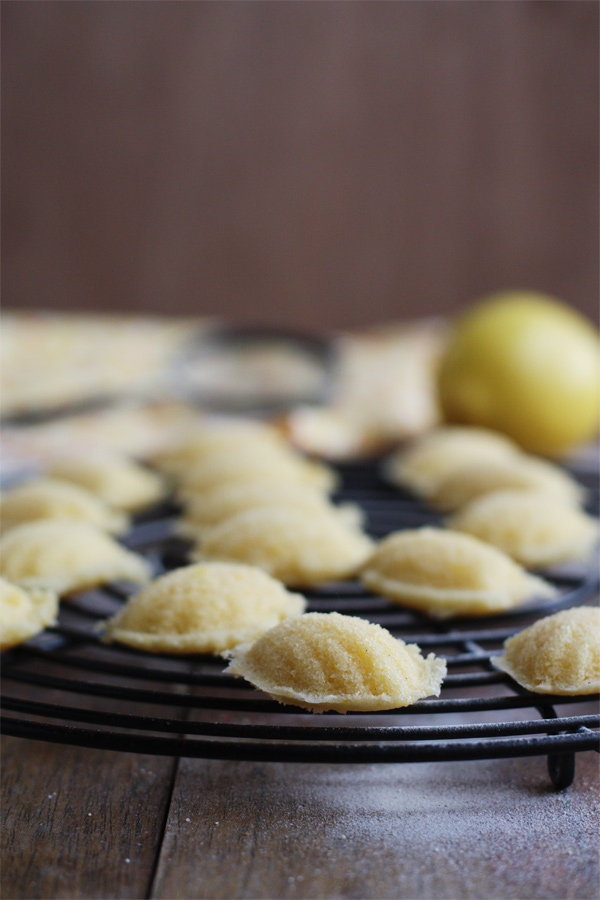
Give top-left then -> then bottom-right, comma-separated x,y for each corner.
2,460 -> 598,789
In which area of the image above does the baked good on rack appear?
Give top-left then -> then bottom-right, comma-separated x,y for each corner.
178,480 -> 361,538
429,455 -> 584,512
176,447 -> 337,499
193,507 -> 373,587
448,490 -> 599,568
0,520 -> 151,595
102,562 -> 306,654
47,453 -> 166,513
0,478 -> 127,535
361,527 -> 556,618
494,607 -> 600,694
152,421 -> 287,475
224,611 -> 447,712
383,426 -> 520,498
281,319 -> 447,459
0,577 -> 59,650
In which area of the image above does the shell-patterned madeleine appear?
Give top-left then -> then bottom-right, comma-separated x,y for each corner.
179,480 -> 361,538
102,562 -> 306,654
429,455 -> 584,512
448,490 -> 599,568
361,527 -> 556,618
152,421 -> 287,475
224,612 -> 447,713
0,477 -> 127,535
383,426 -> 520,498
48,453 -> 166,513
493,607 -> 600,695
176,446 -> 337,498
0,577 -> 59,650
192,507 -> 373,587
0,520 -> 151,596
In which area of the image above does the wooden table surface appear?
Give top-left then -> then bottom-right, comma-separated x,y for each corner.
2,733 -> 599,900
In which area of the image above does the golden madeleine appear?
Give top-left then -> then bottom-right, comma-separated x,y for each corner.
0,477 -> 127,535
152,421 -> 288,475
494,607 -> 600,695
361,527 -> 556,618
48,453 -> 165,513
102,561 -> 306,653
224,612 -> 447,713
179,480 -> 361,538
0,520 -> 151,595
176,446 -> 337,498
384,426 -> 520,497
193,507 -> 373,587
0,577 -> 59,650
430,455 -> 584,512
448,490 -> 598,568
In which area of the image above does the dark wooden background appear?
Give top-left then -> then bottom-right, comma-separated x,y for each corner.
2,1 -> 598,331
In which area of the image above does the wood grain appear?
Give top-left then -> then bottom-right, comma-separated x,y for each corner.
2,1 -> 598,329
150,753 -> 600,900
1,736 -> 177,900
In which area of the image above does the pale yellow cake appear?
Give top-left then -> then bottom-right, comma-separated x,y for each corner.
361,527 -> 556,618
48,453 -> 166,513
151,421 -> 289,475
0,477 -> 127,535
179,480 -> 362,538
175,446 -> 337,498
0,577 -> 59,650
102,562 -> 306,654
193,507 -> 373,587
383,426 -> 520,497
448,490 -> 599,568
0,520 -> 151,595
430,455 -> 584,512
494,607 -> 600,694
224,611 -> 447,713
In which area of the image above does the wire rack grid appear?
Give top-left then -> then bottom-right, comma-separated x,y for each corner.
2,460 -> 599,790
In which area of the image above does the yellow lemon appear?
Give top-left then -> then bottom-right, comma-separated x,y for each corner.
438,292 -> 600,455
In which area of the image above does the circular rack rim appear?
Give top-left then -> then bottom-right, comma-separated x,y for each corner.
2,459 -> 599,789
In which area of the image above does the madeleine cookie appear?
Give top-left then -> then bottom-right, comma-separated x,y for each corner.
193,507 -> 373,587
0,478 -> 127,535
179,480 -> 361,538
361,527 -> 556,618
0,577 -> 59,650
494,607 -> 600,695
448,490 -> 598,568
152,421 -> 287,475
383,426 -> 520,497
102,562 -> 306,654
430,456 -> 584,512
176,447 -> 337,498
224,612 -> 447,713
0,520 -> 151,595
48,453 -> 166,513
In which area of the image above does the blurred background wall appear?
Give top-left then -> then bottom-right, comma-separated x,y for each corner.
2,0 -> 598,331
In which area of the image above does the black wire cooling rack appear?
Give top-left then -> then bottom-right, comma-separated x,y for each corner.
2,460 -> 599,789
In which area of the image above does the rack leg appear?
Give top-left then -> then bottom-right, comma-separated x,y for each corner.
547,752 -> 575,790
